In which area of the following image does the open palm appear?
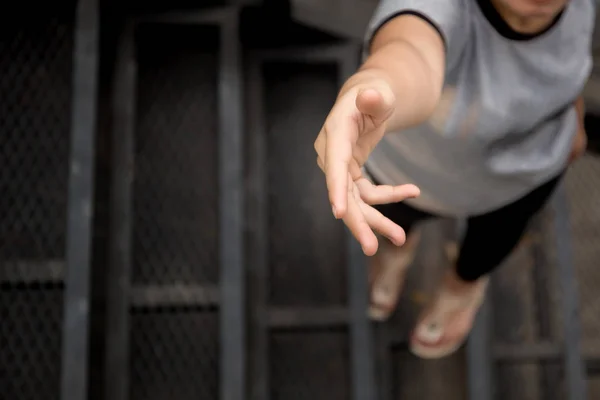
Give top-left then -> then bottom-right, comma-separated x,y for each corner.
314,84 -> 420,256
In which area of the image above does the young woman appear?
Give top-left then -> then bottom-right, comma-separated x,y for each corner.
313,0 -> 593,358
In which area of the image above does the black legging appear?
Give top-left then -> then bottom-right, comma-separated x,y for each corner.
372,173 -> 563,282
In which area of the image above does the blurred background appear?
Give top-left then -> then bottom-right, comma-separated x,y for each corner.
1,1 -> 600,399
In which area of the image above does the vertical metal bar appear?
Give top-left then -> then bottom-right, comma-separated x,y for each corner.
529,216 -> 561,400
551,183 -> 588,400
339,44 -> 377,400
347,233 -> 376,400
105,20 -> 137,400
60,0 -> 100,399
219,10 -> 246,400
375,326 -> 393,400
465,212 -> 494,400
459,217 -> 495,400
246,57 -> 270,400
466,297 -> 495,400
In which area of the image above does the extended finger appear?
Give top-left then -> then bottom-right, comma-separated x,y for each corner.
355,178 -> 420,205
324,118 -> 357,219
359,202 -> 406,246
342,178 -> 378,256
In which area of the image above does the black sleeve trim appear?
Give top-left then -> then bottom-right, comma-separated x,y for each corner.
475,0 -> 564,41
365,10 -> 448,56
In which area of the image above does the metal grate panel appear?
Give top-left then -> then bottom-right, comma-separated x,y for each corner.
269,330 -> 350,400
130,310 -> 219,400
132,23 -> 220,286
263,61 -> 347,308
0,14 -> 73,266
0,287 -> 64,400
129,22 -> 221,400
0,10 -> 74,400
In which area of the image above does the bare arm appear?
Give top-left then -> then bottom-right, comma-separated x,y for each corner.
313,13 -> 452,253
339,15 -> 447,132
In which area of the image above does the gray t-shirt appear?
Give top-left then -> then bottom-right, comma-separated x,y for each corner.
363,0 -> 595,216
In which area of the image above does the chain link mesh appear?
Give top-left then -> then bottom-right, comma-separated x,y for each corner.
132,24 -> 219,286
130,310 -> 219,400
264,61 -> 347,308
262,60 -> 350,398
3,9 -> 596,399
270,330 -> 350,400
0,9 -> 74,400
129,24 -> 220,400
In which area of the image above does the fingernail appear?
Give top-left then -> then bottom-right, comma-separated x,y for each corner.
332,205 -> 337,218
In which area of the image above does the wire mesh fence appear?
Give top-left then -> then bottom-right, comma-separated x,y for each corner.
263,60 -> 347,308
132,23 -> 220,287
0,15 -> 73,267
259,57 -> 353,399
269,330 -> 350,400
0,7 -> 75,400
2,4 -> 600,400
129,23 -> 222,400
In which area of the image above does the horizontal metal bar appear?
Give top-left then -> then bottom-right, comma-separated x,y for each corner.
254,44 -> 358,64
0,260 -> 65,284
134,6 -> 238,25
493,341 -> 562,361
581,343 -> 600,360
585,358 -> 600,376
130,284 -> 219,308
268,306 -> 349,329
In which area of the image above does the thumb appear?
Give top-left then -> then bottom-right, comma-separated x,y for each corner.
355,86 -> 395,125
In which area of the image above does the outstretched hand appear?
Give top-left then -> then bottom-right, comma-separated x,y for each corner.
314,80 -> 420,256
